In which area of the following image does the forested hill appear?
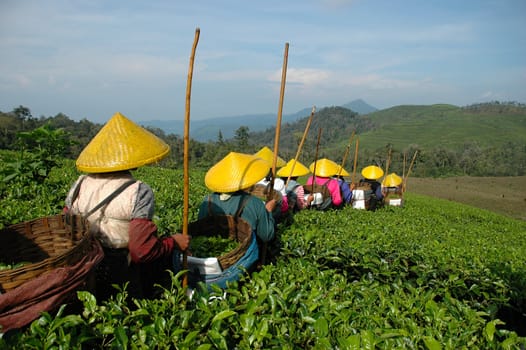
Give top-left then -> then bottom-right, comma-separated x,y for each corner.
248,106 -> 373,161
1,102 -> 525,177
247,102 -> 526,177
357,103 -> 526,151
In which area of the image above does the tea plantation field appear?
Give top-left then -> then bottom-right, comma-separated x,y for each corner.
1,162 -> 526,349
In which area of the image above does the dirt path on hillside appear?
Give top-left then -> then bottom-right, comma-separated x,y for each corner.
405,176 -> 526,221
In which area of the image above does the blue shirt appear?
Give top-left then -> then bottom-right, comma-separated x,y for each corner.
336,178 -> 353,204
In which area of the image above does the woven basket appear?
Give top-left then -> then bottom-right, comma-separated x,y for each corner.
247,184 -> 282,202
188,215 -> 253,270
0,214 -> 92,293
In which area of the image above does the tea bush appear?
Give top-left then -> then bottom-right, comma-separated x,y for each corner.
1,162 -> 525,349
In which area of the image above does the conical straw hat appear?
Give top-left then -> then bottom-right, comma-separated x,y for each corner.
336,166 -> 350,177
254,146 -> 286,168
382,172 -> 403,187
76,112 -> 170,173
309,158 -> 340,177
361,165 -> 384,180
205,152 -> 270,193
276,159 -> 310,177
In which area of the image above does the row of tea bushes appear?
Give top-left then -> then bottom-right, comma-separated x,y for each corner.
1,162 -> 525,348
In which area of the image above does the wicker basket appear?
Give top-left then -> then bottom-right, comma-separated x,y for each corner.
188,215 -> 253,270
247,183 -> 282,202
0,214 -> 92,293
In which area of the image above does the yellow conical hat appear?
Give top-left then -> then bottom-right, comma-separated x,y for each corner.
309,158 -> 340,177
361,165 -> 384,180
76,112 -> 170,173
254,146 -> 286,168
336,166 -> 350,177
276,159 -> 310,177
382,172 -> 403,187
205,152 -> 270,193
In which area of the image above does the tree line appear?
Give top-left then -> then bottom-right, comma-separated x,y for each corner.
1,104 -> 524,178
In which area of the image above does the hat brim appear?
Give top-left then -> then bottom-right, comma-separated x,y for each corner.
309,158 -> 340,177
205,152 -> 270,193
361,165 -> 384,180
277,159 -> 311,177
76,112 -> 170,173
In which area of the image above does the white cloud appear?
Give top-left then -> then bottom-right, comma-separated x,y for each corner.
268,68 -> 331,85
1,0 -> 525,120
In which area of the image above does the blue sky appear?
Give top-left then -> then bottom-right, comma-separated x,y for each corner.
1,0 -> 525,123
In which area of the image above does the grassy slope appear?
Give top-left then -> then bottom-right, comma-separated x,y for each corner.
349,104 -> 526,151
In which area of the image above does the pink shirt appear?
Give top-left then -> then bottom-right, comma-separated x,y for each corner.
306,176 -> 343,207
294,185 -> 308,210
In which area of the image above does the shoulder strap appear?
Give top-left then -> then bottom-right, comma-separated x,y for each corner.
84,180 -> 137,219
207,194 -> 214,216
206,192 -> 251,219
235,193 -> 251,218
70,176 -> 86,205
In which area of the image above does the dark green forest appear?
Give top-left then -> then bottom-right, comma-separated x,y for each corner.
1,102 -> 525,179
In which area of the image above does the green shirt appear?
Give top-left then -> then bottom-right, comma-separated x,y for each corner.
198,192 -> 275,242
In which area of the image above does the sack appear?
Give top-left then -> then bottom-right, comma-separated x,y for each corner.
304,180 -> 333,210
352,181 -> 373,210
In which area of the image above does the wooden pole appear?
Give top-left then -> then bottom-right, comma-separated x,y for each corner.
351,137 -> 360,184
384,146 -> 392,179
259,42 -> 288,268
182,28 -> 200,287
403,150 -> 418,193
311,128 -> 323,192
285,106 -> 315,187
268,42 -> 289,201
402,151 -> 407,179
338,130 -> 355,176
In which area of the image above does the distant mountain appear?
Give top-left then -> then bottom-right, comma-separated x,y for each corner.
341,99 -> 378,114
140,114 -> 273,142
140,99 -> 378,142
246,102 -> 526,158
139,111 -> 308,142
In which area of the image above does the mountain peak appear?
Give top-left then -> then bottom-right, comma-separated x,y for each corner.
341,99 -> 378,114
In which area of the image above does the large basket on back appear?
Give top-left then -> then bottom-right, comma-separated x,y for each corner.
188,215 -> 253,270
247,184 -> 282,202
0,214 -> 92,293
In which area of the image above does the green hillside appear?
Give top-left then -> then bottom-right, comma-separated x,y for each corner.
1,102 -> 524,177
358,104 -> 526,151
247,102 -> 526,176
251,103 -> 526,154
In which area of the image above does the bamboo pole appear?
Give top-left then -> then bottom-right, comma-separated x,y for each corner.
268,42 -> 289,201
182,28 -> 200,287
384,145 -> 392,179
285,106 -> 315,187
402,151 -> 407,179
351,137 -> 360,184
403,150 -> 418,193
338,130 -> 355,176
311,128 -> 323,192
260,42 -> 288,267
